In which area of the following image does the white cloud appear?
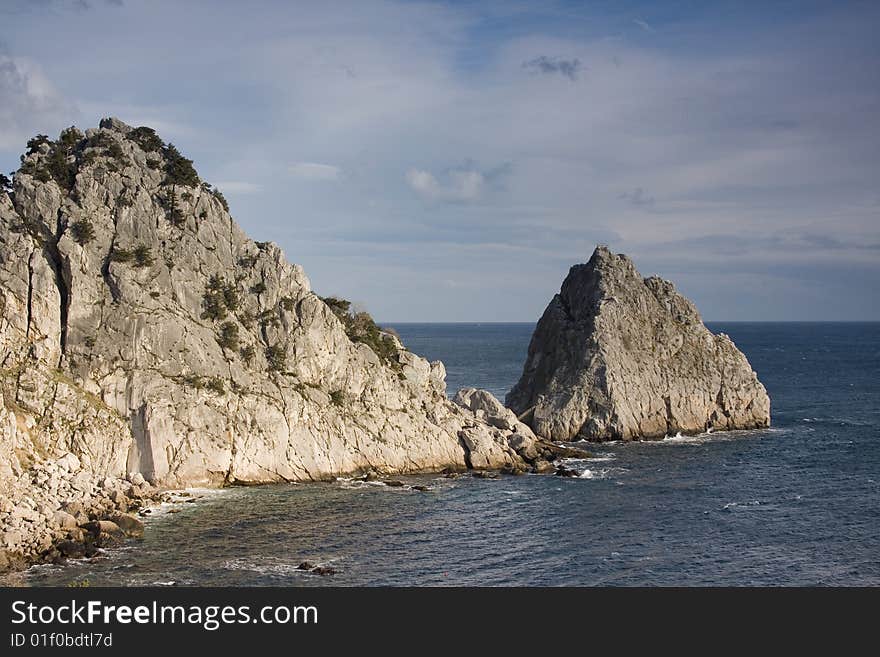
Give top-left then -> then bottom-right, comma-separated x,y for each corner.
289,162 -> 341,181
213,181 -> 261,194
406,167 -> 484,202
0,55 -> 73,150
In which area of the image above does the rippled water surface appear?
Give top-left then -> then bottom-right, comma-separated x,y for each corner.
8,322 -> 880,586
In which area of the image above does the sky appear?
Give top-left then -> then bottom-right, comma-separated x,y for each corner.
2,0 -> 878,321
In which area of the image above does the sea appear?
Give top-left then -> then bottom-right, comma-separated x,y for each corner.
5,322 -> 879,586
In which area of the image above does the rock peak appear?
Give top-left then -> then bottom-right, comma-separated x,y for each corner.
507,245 -> 770,441
98,116 -> 133,133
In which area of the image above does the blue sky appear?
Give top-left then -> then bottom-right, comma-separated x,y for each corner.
2,0 -> 878,321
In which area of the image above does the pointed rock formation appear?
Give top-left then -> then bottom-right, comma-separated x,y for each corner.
506,246 -> 770,442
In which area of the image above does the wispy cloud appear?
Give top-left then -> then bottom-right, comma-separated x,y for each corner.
289,162 -> 341,181
406,167 -> 484,202
0,52 -> 74,150
522,56 -> 582,80
633,18 -> 654,33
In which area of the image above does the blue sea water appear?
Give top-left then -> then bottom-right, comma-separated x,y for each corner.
7,322 -> 880,586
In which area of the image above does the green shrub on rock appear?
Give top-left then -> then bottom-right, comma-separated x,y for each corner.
202,275 -> 238,321
163,143 -> 200,187
240,344 -> 256,365
319,296 -> 401,369
132,244 -> 154,268
212,188 -> 229,212
127,126 -> 163,153
26,134 -> 51,155
265,344 -> 287,372
206,377 -> 225,395
110,247 -> 132,263
217,321 -> 239,351
70,218 -> 95,245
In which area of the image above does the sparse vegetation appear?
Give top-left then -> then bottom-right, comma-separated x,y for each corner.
45,141 -> 76,190
201,275 -> 238,321
132,244 -> 154,268
26,134 -> 51,155
109,244 -> 153,267
182,374 -> 204,390
258,309 -> 280,329
238,255 -> 257,268
217,321 -> 239,351
85,131 -> 130,168
330,390 -> 345,407
265,344 -> 287,372
250,281 -> 267,294
163,143 -> 200,187
159,190 -> 186,227
58,126 -> 83,150
321,296 -> 402,369
182,374 -> 226,394
237,310 -> 255,328
212,188 -> 228,212
127,126 -> 163,153
205,377 -> 225,395
110,247 -> 132,263
240,344 -> 256,365
69,218 -> 95,245
280,296 -> 295,312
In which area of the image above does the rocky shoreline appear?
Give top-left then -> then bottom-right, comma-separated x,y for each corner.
1,452 -> 595,576
0,453 -> 163,573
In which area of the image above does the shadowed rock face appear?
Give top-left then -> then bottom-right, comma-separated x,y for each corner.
0,118 -> 530,497
506,246 -> 771,442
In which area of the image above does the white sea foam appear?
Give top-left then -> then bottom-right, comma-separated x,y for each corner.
722,500 -> 762,511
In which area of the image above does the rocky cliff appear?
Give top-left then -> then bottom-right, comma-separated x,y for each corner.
506,246 -> 770,441
0,118 -> 553,568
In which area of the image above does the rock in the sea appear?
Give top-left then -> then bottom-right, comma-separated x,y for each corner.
108,513 -> 144,538
506,246 -> 770,442
555,465 -> 579,478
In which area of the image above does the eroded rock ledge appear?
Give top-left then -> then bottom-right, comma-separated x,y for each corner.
506,246 -> 771,442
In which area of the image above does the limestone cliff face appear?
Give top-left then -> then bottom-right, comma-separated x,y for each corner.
0,118 -> 531,497
506,246 -> 770,442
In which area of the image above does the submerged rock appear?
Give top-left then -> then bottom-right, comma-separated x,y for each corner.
506,246 -> 770,442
